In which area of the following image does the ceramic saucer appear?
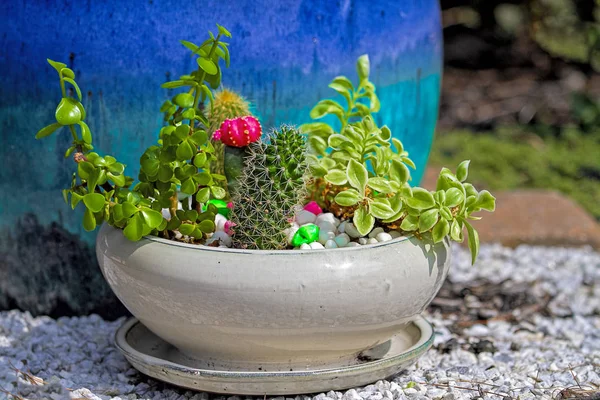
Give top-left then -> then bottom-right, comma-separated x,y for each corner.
115,316 -> 434,395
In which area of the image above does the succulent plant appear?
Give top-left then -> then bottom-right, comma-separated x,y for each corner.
231,125 -> 308,249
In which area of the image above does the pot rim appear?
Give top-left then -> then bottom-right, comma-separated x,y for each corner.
100,224 -> 416,255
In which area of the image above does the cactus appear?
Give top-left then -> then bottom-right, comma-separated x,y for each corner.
207,89 -> 251,133
212,116 -> 262,196
207,89 -> 257,198
231,125 -> 309,250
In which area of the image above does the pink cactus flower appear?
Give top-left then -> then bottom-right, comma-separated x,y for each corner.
214,116 -> 261,147
224,221 -> 236,235
303,201 -> 323,215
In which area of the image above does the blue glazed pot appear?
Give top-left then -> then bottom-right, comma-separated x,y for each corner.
0,0 -> 442,240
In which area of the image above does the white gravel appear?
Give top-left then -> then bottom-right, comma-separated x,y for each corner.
1,244 -> 599,399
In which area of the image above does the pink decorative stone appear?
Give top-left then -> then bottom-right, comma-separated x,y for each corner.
213,116 -> 262,148
224,221 -> 236,235
303,201 -> 322,215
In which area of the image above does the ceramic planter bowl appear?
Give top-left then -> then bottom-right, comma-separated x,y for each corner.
97,224 -> 451,371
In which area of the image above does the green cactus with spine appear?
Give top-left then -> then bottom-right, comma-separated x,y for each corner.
231,125 -> 308,250
207,89 -> 252,193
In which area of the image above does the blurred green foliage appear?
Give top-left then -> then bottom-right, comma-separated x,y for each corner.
430,124 -> 600,220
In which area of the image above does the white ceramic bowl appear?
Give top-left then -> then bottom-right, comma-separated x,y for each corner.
96,224 -> 451,371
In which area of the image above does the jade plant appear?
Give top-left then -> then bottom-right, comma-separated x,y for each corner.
36,24 -> 495,264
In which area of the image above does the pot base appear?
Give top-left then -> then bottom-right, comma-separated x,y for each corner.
115,316 -> 434,395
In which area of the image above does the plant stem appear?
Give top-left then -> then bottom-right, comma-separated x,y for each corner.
68,125 -> 78,141
59,73 -> 67,98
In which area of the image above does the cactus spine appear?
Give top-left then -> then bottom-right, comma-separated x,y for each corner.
231,125 -> 308,249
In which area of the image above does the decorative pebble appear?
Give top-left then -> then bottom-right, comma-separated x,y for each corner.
389,230 -> 402,239
346,242 -> 361,247
318,230 -> 336,245
203,199 -> 231,218
296,210 -> 317,225
214,214 -> 228,232
300,243 -> 311,250
338,221 -> 347,233
286,223 -> 300,244
359,238 -> 368,245
291,223 -> 320,247
206,231 -> 232,247
324,240 -> 338,249
315,213 -> 340,227
368,227 -> 385,239
376,232 -> 393,243
334,233 -> 350,247
317,221 -> 337,234
367,238 -> 378,244
344,222 -> 362,238
303,201 -> 323,215
309,241 -> 325,249
161,208 -> 171,220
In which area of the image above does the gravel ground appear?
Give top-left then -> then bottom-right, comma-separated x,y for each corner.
1,244 -> 599,400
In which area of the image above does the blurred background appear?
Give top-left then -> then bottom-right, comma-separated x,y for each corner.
0,0 -> 598,320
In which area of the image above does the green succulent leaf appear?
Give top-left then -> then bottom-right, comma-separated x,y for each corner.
210,185 -> 226,199
35,123 -> 62,139
83,193 -> 106,213
464,220 -> 479,265
346,159 -> 367,194
176,140 -> 195,161
369,198 -> 395,219
367,177 -> 393,194
122,202 -> 138,219
405,188 -> 435,210
432,218 -> 450,243
47,59 -> 67,73
444,187 -> 464,208
418,209 -> 439,232
55,97 -> 83,125
198,219 -> 215,233
197,57 -> 217,75
140,208 -> 164,229
325,169 -> 347,185
79,121 -> 92,144
173,93 -> 194,108
196,187 -> 210,203
400,215 -> 418,231
63,78 -> 82,100
456,160 -> 470,183
353,204 -> 375,236
356,54 -> 370,83
334,189 -> 362,206
475,190 -> 496,211
180,178 -> 197,195
82,208 -> 96,231
450,219 -> 463,241
390,159 -> 410,184
123,214 -> 144,241
179,223 -> 195,236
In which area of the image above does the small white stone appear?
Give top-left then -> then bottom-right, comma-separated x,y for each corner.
344,222 -> 362,238
358,238 -> 368,245
174,231 -> 183,240
367,238 -> 378,244
318,230 -> 336,245
309,241 -> 325,249
286,223 -> 300,244
300,243 -> 311,250
324,240 -> 338,249
317,221 -> 337,234
296,210 -> 317,225
346,242 -> 360,247
334,233 -> 350,247
206,231 -> 232,247
376,232 -> 393,242
389,230 -> 402,239
315,213 -> 339,227
161,208 -> 171,220
338,221 -> 347,233
214,214 -> 228,231
368,227 -> 385,238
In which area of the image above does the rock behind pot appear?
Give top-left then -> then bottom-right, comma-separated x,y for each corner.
96,224 -> 450,371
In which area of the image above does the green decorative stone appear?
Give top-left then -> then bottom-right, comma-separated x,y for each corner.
202,199 -> 231,218
291,224 -> 320,247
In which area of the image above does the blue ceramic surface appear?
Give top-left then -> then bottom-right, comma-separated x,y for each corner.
0,0 -> 442,242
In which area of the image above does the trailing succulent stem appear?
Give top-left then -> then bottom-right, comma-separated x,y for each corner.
231,125 -> 308,249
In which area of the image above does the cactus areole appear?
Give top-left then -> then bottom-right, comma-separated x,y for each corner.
213,116 -> 262,147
